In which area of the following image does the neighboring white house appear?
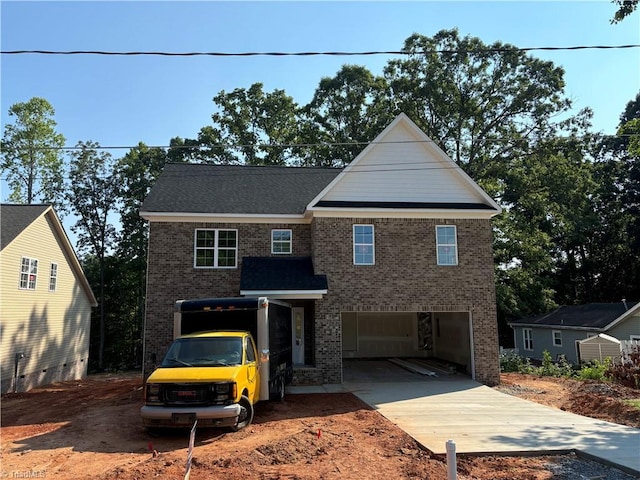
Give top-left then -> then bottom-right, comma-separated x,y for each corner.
0,204 -> 97,394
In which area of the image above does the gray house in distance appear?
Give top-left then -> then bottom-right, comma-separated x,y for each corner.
140,113 -> 503,386
508,302 -> 640,364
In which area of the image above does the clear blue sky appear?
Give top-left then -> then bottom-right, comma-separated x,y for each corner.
2,1 -> 638,153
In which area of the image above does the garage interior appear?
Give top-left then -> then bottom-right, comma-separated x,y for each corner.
341,311 -> 473,378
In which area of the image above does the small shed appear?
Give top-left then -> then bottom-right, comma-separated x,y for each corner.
578,334 -> 621,364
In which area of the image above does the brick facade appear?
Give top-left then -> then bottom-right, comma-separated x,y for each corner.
143,217 -> 500,386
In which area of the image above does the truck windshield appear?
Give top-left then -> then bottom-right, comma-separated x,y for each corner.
161,337 -> 243,367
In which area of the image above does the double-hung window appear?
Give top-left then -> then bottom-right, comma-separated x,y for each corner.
19,257 -> 38,290
552,330 -> 562,347
523,328 -> 533,351
49,263 -> 58,292
353,224 -> 374,265
271,229 -> 292,254
436,225 -> 458,266
194,229 -> 238,268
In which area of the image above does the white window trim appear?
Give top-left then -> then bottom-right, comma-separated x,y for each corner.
523,328 -> 533,351
271,229 -> 292,255
49,262 -> 58,292
436,225 -> 458,266
193,228 -> 238,269
19,257 -> 38,290
353,224 -> 375,265
552,329 -> 562,347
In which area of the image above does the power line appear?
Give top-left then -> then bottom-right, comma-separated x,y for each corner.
2,45 -> 639,56
5,133 -> 637,152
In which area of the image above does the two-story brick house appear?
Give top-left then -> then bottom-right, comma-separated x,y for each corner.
140,113 -> 502,385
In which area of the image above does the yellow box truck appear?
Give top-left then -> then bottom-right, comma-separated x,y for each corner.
141,297 -> 293,430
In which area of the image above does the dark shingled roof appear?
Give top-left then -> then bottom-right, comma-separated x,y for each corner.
509,302 -> 638,329
141,163 -> 342,215
240,257 -> 328,292
1,204 -> 50,250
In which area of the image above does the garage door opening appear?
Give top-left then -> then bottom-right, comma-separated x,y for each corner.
341,311 -> 474,378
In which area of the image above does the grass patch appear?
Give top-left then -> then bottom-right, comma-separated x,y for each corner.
622,399 -> 640,410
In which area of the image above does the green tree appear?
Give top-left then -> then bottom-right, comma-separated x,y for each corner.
117,143 -> 168,260
299,65 -> 394,166
611,0 -> 638,23
590,94 -> 640,300
67,141 -> 119,370
1,97 -> 65,207
384,29 -> 569,182
208,83 -> 300,165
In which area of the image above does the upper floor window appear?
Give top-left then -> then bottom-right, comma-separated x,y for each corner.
49,263 -> 58,292
353,224 -> 374,265
523,328 -> 533,351
194,229 -> 238,268
436,225 -> 458,266
19,257 -> 38,290
271,229 -> 292,254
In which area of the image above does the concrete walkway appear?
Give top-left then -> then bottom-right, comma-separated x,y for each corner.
288,363 -> 640,474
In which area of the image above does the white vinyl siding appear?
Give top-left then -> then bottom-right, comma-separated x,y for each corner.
353,224 -> 374,265
523,328 -> 533,351
436,225 -> 458,266
1,211 -> 92,393
320,122 -> 486,204
19,257 -> 38,290
49,263 -> 58,292
271,229 -> 292,254
194,229 -> 238,268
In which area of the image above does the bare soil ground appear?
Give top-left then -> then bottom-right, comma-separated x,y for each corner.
1,371 -> 639,479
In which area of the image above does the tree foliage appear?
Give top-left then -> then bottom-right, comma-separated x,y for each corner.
1,97 -> 66,208
299,65 -> 394,166
67,141 -> 119,370
611,0 -> 638,23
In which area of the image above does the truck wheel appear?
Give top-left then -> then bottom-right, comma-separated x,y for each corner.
231,395 -> 254,431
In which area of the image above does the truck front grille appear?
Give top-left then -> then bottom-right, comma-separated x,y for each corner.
163,384 -> 210,405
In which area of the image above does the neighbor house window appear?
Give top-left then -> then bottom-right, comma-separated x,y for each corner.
353,224 -> 374,265
271,229 -> 292,254
436,225 -> 458,266
194,229 -> 238,268
19,257 -> 38,290
552,330 -> 562,347
49,263 -> 58,292
523,328 -> 533,351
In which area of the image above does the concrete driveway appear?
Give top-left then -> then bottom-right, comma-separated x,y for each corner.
290,360 -> 640,474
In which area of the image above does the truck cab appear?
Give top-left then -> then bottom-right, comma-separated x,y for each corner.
141,331 -> 260,430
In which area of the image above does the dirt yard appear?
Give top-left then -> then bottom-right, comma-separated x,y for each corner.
1,371 -> 639,479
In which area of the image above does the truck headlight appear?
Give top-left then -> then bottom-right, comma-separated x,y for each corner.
211,382 -> 235,402
146,384 -> 161,404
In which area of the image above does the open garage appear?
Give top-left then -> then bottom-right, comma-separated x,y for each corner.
341,311 -> 473,376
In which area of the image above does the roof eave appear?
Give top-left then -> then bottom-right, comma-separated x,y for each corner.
240,289 -> 327,300
140,211 -> 310,224
308,207 -> 499,219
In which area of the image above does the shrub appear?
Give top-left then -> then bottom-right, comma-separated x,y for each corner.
606,344 -> 640,389
499,351 -> 537,374
577,359 -> 610,381
537,350 -> 575,378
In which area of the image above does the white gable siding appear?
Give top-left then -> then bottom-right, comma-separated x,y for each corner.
321,122 -> 485,204
0,213 -> 92,393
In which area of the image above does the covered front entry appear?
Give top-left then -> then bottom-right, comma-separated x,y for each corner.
341,311 -> 474,376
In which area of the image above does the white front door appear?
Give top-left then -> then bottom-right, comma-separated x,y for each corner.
292,307 -> 304,365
